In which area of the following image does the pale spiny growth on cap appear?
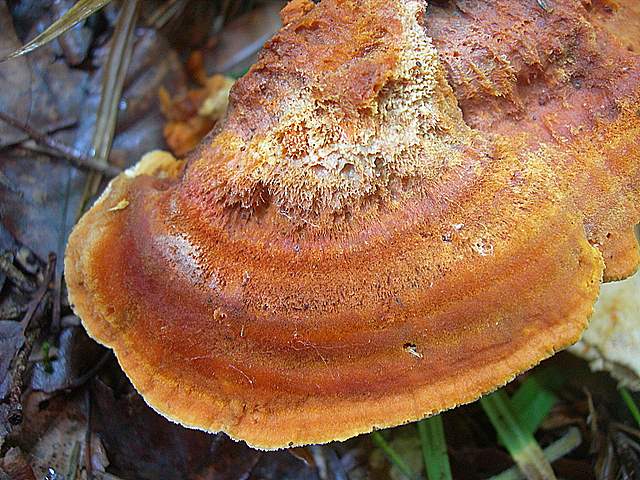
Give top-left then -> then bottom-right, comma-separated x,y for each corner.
190,1 -> 469,223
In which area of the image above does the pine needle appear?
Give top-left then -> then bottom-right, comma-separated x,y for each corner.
66,440 -> 81,480
145,0 -> 189,29
76,0 -> 140,218
2,0 -> 113,61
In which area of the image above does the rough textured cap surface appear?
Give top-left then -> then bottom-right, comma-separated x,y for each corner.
65,0 -> 640,449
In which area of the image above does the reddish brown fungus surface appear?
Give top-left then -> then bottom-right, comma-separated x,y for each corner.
65,0 -> 640,449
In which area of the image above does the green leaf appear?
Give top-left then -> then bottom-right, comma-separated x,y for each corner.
481,390 -> 557,480
3,0 -> 113,60
371,431 -> 418,480
417,415 -> 452,480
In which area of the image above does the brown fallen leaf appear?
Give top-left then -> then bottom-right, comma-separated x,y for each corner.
1,447 -> 36,480
161,52 -> 234,157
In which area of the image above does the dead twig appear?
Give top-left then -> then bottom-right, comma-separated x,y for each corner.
20,253 -> 56,334
4,253 -> 56,426
0,170 -> 21,195
51,272 -> 62,334
85,388 -> 93,480
0,252 -> 36,292
67,351 -> 112,390
0,111 -> 121,177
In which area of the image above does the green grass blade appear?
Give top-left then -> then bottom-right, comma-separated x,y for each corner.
511,370 -> 561,435
481,390 -> 557,480
490,427 -> 582,480
371,431 -> 418,480
417,415 -> 452,480
3,0 -> 113,60
620,387 -> 640,428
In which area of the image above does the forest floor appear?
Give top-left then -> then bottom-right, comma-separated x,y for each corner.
0,1 -> 639,479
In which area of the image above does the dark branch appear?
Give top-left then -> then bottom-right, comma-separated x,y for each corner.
0,111 -> 122,178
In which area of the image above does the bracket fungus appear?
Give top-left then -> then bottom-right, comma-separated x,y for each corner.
65,0 -> 640,449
